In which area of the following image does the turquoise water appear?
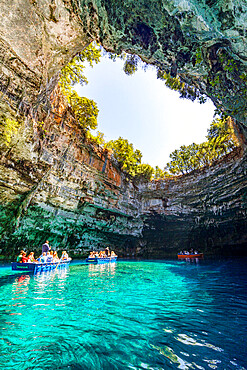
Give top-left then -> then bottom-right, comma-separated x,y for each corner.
0,259 -> 246,369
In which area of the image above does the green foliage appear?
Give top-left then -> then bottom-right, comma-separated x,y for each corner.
166,118 -> 238,175
153,166 -> 165,180
157,70 -> 207,104
86,130 -> 105,146
195,48 -> 203,65
0,117 -> 20,147
105,137 -> 154,181
67,92 -> 98,130
123,55 -> 139,76
60,43 -> 101,95
135,164 -> 154,181
106,137 -> 142,176
59,43 -> 101,131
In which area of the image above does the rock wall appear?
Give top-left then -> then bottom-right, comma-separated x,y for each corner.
138,148 -> 247,257
0,89 -> 246,258
0,0 -> 247,135
0,1 -> 246,258
0,90 -> 144,257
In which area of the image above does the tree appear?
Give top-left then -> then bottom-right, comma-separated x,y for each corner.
105,137 -> 142,176
166,117 -> 238,176
157,69 -> 207,104
59,43 -> 101,131
123,55 -> 139,76
86,130 -> 105,146
60,43 -> 101,95
67,92 -> 98,130
135,164 -> 154,181
153,166 -> 165,180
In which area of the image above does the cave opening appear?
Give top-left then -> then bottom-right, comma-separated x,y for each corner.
0,0 -> 246,258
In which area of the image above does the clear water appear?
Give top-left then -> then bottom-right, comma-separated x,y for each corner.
0,259 -> 246,370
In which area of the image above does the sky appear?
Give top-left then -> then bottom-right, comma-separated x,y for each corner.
76,56 -> 216,168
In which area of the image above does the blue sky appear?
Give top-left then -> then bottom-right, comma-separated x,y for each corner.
76,56 -> 215,168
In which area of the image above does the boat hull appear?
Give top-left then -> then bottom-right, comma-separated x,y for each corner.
11,260 -> 70,273
177,253 -> 203,259
86,257 -> 117,264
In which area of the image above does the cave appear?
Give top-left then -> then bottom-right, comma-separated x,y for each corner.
0,0 -> 246,258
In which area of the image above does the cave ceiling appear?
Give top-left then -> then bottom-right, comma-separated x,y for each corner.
0,0 -> 246,138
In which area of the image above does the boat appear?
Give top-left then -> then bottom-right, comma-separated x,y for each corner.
177,253 -> 203,259
86,256 -> 117,264
11,260 -> 71,273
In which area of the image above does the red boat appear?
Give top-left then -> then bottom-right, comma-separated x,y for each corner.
177,253 -> 203,259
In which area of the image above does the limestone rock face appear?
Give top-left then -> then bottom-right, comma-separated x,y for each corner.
0,1 -> 246,257
0,89 -> 246,257
0,0 -> 247,133
138,149 -> 247,257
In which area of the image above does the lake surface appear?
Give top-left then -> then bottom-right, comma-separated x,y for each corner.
0,258 -> 246,369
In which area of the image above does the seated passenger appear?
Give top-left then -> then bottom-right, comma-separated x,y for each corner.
46,251 -> 53,263
53,251 -> 60,262
21,252 -> 28,263
40,252 -> 47,263
110,251 -> 117,257
27,252 -> 37,263
17,250 -> 24,263
61,251 -> 69,260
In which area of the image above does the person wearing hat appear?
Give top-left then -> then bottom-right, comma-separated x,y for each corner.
42,240 -> 51,254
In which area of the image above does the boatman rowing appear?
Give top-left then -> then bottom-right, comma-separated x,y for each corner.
42,240 -> 51,255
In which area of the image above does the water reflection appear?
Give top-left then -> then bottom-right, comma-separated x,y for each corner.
88,262 -> 117,276
0,260 -> 246,369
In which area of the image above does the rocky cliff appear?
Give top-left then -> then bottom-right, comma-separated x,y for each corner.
0,89 -> 246,258
0,0 -> 246,257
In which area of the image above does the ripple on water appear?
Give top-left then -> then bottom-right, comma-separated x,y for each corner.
0,259 -> 246,369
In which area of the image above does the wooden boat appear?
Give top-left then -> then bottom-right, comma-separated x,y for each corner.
177,253 -> 203,259
11,260 -> 71,273
86,256 -> 117,264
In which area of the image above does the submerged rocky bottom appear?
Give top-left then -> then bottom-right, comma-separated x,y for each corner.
0,258 -> 246,369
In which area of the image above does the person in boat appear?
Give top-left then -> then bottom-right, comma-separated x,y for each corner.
53,251 -> 60,262
42,240 -> 51,255
27,252 -> 38,263
89,251 -> 95,258
21,252 -> 28,263
17,250 -> 25,262
110,250 -> 117,257
105,247 -> 110,257
40,252 -> 47,263
61,251 -> 69,260
46,251 -> 53,263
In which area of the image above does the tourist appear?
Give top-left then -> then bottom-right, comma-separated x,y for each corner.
111,250 -> 117,257
27,252 -> 37,263
46,251 -> 53,263
61,251 -> 69,260
42,240 -> 51,254
53,251 -> 59,262
40,252 -> 47,263
17,250 -> 24,262
105,247 -> 110,256
21,252 -> 28,263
